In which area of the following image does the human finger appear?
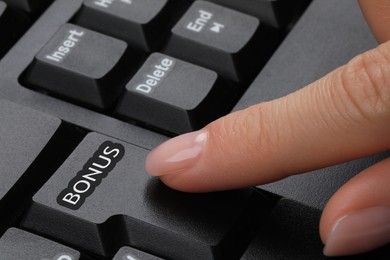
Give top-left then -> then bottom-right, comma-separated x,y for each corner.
359,0 -> 390,43
320,157 -> 390,256
146,41 -> 390,192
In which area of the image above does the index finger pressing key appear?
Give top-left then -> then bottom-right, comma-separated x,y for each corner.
146,40 -> 390,192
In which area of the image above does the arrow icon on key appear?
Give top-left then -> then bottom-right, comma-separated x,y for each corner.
210,22 -> 224,33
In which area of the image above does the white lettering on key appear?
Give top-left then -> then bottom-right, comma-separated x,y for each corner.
58,141 -> 125,210
94,0 -> 113,8
62,193 -> 80,205
41,253 -> 74,260
45,30 -> 84,62
94,0 -> 132,8
135,58 -> 174,94
186,10 -> 213,33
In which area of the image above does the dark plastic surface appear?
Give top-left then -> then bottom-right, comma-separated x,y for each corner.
0,0 -> 167,150
115,53 -> 238,134
74,0 -> 175,52
0,228 -> 81,259
0,99 -> 60,201
0,0 -> 388,259
0,99 -> 84,233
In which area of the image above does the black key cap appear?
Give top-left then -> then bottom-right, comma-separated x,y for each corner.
0,99 -> 83,231
241,199 -> 326,259
164,0 -> 275,83
24,23 -> 131,109
74,0 -> 186,52
113,247 -> 164,260
0,1 -> 29,58
22,133 -> 274,259
115,53 -> 238,135
0,99 -> 60,220
0,228 -> 81,260
201,0 -> 311,29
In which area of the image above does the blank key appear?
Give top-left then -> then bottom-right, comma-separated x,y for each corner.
0,99 -> 84,230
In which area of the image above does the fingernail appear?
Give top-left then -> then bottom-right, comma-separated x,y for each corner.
145,130 -> 207,176
324,207 -> 390,256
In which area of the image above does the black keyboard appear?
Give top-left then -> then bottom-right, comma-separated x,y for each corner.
0,0 -> 389,259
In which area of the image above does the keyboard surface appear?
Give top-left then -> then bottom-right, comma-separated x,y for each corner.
0,0 -> 389,259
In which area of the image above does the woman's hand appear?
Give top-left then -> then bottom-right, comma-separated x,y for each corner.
146,0 -> 390,256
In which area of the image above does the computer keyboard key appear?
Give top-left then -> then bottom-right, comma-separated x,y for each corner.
0,1 -> 29,57
24,23 -> 130,109
115,53 -> 239,135
241,199 -> 326,259
0,99 -> 84,231
22,132 -> 274,259
113,247 -> 164,260
0,228 -> 81,260
164,0 -> 273,83
75,0 -> 185,52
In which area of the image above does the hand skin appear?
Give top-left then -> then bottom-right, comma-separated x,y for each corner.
146,0 -> 390,256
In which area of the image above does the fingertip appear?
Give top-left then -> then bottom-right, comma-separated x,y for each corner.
322,207 -> 390,256
320,157 -> 390,256
359,0 -> 390,43
144,106 -> 279,193
145,130 -> 207,177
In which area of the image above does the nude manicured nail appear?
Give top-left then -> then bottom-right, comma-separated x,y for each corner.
145,130 -> 207,176
324,207 -> 390,256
